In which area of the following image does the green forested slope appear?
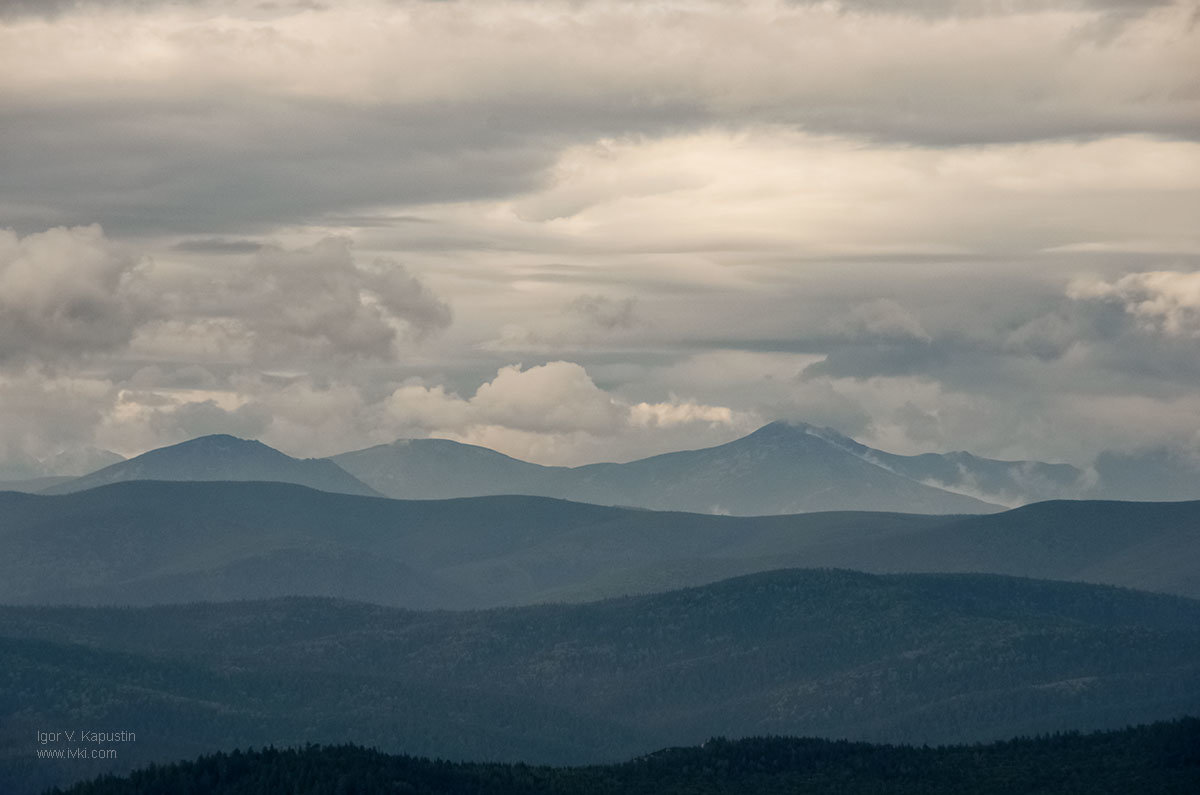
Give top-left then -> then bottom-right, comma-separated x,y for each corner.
2,481 -> 1199,607
3,570 -> 1198,793
51,720 -> 1200,795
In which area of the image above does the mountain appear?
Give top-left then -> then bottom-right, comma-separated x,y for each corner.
45,721 -> 1200,795
4,570 -> 1199,794
793,424 -> 1090,506
42,435 -> 378,497
333,437 -> 553,500
557,422 -> 999,514
3,481 -> 1199,607
335,422 -> 1000,514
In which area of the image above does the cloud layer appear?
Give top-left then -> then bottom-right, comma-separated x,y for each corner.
0,0 -> 1198,473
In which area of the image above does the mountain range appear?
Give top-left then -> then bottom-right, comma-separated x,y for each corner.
10,421 -> 1199,512
4,570 -> 1199,794
332,422 -> 1000,514
2,480 -> 1198,607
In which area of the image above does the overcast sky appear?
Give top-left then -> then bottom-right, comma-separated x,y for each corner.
1,0 -> 1198,472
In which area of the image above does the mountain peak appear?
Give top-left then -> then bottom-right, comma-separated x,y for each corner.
748,420 -> 814,437
167,434 -> 267,450
44,434 -> 378,497
741,420 -> 853,448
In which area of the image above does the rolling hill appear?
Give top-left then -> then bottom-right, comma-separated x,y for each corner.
1,481 -> 1197,608
4,570 -> 1199,794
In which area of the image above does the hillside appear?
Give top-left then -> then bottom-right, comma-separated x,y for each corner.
1,481 -> 1198,607
48,721 -> 1200,795
3,570 -> 1199,794
42,435 -> 377,497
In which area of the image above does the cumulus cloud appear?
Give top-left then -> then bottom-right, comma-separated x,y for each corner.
0,224 -> 151,362
470,362 -> 625,434
386,361 -> 625,436
175,236 -> 451,365
247,238 -> 449,358
628,400 -> 735,428
381,361 -> 752,464
1068,270 -> 1200,338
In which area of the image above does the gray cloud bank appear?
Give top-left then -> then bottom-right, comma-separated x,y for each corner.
1,1 -> 1196,233
0,0 -> 1198,473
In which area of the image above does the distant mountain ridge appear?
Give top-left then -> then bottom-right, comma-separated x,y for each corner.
42,434 -> 378,497
3,480 -> 1198,607
25,421 -> 1198,510
791,424 -> 1089,506
335,421 -> 1002,514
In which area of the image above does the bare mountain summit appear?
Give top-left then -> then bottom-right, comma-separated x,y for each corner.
44,435 -> 378,497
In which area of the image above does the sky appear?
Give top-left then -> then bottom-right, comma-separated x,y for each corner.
1,0 -> 1198,473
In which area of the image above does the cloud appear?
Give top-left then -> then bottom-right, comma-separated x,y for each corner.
568,294 -> 639,331
1,0 -> 1196,234
381,360 -> 754,464
436,131 -> 1200,268
0,224 -> 151,362
0,2 -> 1198,476
790,0 -> 1174,21
1068,270 -> 1200,338
628,400 -> 735,428
836,299 -> 931,342
470,362 -> 625,434
171,237 -> 264,254
387,361 -> 624,436
481,294 -> 642,352
146,398 -> 272,441
177,236 -> 451,365
0,368 -> 117,477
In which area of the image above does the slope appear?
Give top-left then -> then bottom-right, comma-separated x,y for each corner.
2,481 -> 1198,607
47,721 -> 1200,795
3,570 -> 1199,794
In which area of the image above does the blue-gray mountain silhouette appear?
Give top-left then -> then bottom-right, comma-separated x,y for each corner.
43,434 -> 377,497
334,421 -> 1003,514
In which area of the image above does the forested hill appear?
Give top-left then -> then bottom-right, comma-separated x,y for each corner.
2,481 -> 1200,607
50,719 -> 1200,795
4,570 -> 1199,794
